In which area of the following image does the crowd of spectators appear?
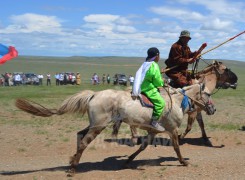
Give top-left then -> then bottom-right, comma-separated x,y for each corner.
91,73 -> 134,86
0,72 -> 134,87
0,72 -> 81,86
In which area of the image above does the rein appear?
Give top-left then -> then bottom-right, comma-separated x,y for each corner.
177,88 -> 207,109
193,62 -> 231,95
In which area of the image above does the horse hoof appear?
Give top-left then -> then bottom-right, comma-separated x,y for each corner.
66,168 -> 75,177
181,160 -> 189,166
131,137 -> 138,146
178,134 -> 185,139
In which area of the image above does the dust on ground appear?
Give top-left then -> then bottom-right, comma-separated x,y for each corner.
0,100 -> 244,180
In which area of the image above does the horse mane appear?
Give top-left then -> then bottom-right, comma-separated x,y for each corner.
194,61 -> 222,78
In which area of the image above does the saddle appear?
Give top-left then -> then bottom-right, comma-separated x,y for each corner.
131,92 -> 154,108
138,94 -> 154,108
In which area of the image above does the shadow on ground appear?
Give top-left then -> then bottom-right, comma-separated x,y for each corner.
105,136 -> 224,148
0,156 -> 186,175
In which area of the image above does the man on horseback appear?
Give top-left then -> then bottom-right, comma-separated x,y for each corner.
133,47 -> 165,132
165,30 -> 198,88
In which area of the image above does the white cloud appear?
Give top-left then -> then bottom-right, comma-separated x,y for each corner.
115,25 -> 136,33
0,13 -> 63,34
83,14 -> 136,34
176,0 -> 245,22
201,18 -> 233,31
83,14 -> 132,25
146,18 -> 162,25
84,14 -> 120,24
149,6 -> 205,21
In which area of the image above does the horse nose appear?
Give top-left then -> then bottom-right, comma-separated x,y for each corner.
206,104 -> 216,115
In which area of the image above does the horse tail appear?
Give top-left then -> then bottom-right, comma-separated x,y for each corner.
15,98 -> 59,117
58,90 -> 95,115
15,90 -> 95,117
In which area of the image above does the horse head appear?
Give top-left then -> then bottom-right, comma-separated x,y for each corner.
212,60 -> 238,89
183,83 -> 216,115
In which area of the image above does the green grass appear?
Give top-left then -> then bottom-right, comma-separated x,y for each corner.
0,56 -> 244,134
207,123 -> 241,131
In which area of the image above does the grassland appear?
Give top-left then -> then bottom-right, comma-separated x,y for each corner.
0,56 -> 244,179
0,56 -> 244,131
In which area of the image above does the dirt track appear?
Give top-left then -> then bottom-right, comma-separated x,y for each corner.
0,116 -> 244,180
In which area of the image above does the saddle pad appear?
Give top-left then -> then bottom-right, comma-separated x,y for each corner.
140,94 -> 154,108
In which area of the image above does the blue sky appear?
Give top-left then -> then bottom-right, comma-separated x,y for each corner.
1,0 -> 245,61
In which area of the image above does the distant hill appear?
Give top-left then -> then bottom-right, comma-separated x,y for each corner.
1,56 -> 244,84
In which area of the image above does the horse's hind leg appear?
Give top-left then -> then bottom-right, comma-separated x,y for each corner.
130,126 -> 138,145
171,129 -> 189,166
112,121 -> 138,146
125,133 -> 156,168
179,111 -> 197,139
68,126 -> 105,176
196,112 -> 213,146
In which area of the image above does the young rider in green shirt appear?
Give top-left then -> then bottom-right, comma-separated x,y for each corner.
133,47 -> 165,132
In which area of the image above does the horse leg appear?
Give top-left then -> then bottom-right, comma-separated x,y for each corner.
196,112 -> 213,146
111,120 -> 122,138
171,129 -> 189,166
68,126 -> 105,176
112,121 -> 138,146
130,126 -> 138,145
179,111 -> 197,139
124,133 -> 156,168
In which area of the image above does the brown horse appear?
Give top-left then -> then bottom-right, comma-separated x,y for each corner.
16,83 -> 215,176
113,60 -> 238,146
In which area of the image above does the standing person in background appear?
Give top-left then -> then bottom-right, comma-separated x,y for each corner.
107,74 -> 110,84
76,72 -> 81,85
102,74 -> 106,85
46,73 -> 51,86
38,74 -> 43,85
129,75 -> 134,86
64,73 -> 67,85
93,73 -> 98,85
59,73 -> 64,85
55,73 -> 60,86
165,30 -> 198,88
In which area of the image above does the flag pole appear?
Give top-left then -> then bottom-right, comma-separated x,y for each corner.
198,30 -> 245,57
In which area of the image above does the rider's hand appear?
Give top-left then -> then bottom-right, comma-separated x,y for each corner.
161,68 -> 165,74
187,58 -> 196,64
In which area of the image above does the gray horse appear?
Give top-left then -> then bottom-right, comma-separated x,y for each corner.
113,61 -> 238,146
16,83 -> 215,176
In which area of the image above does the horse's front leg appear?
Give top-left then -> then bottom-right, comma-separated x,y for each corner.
179,111 -> 197,139
125,133 -> 156,168
196,112 -> 213,146
171,129 -> 189,166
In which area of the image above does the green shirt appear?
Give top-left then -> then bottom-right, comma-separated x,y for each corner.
141,61 -> 164,95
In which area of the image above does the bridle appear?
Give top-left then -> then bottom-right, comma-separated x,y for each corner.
178,84 -> 213,113
195,62 -> 235,95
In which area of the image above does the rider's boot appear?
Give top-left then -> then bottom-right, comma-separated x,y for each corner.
150,116 -> 165,132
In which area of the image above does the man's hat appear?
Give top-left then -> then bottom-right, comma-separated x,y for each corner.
146,47 -> 159,61
179,30 -> 191,39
